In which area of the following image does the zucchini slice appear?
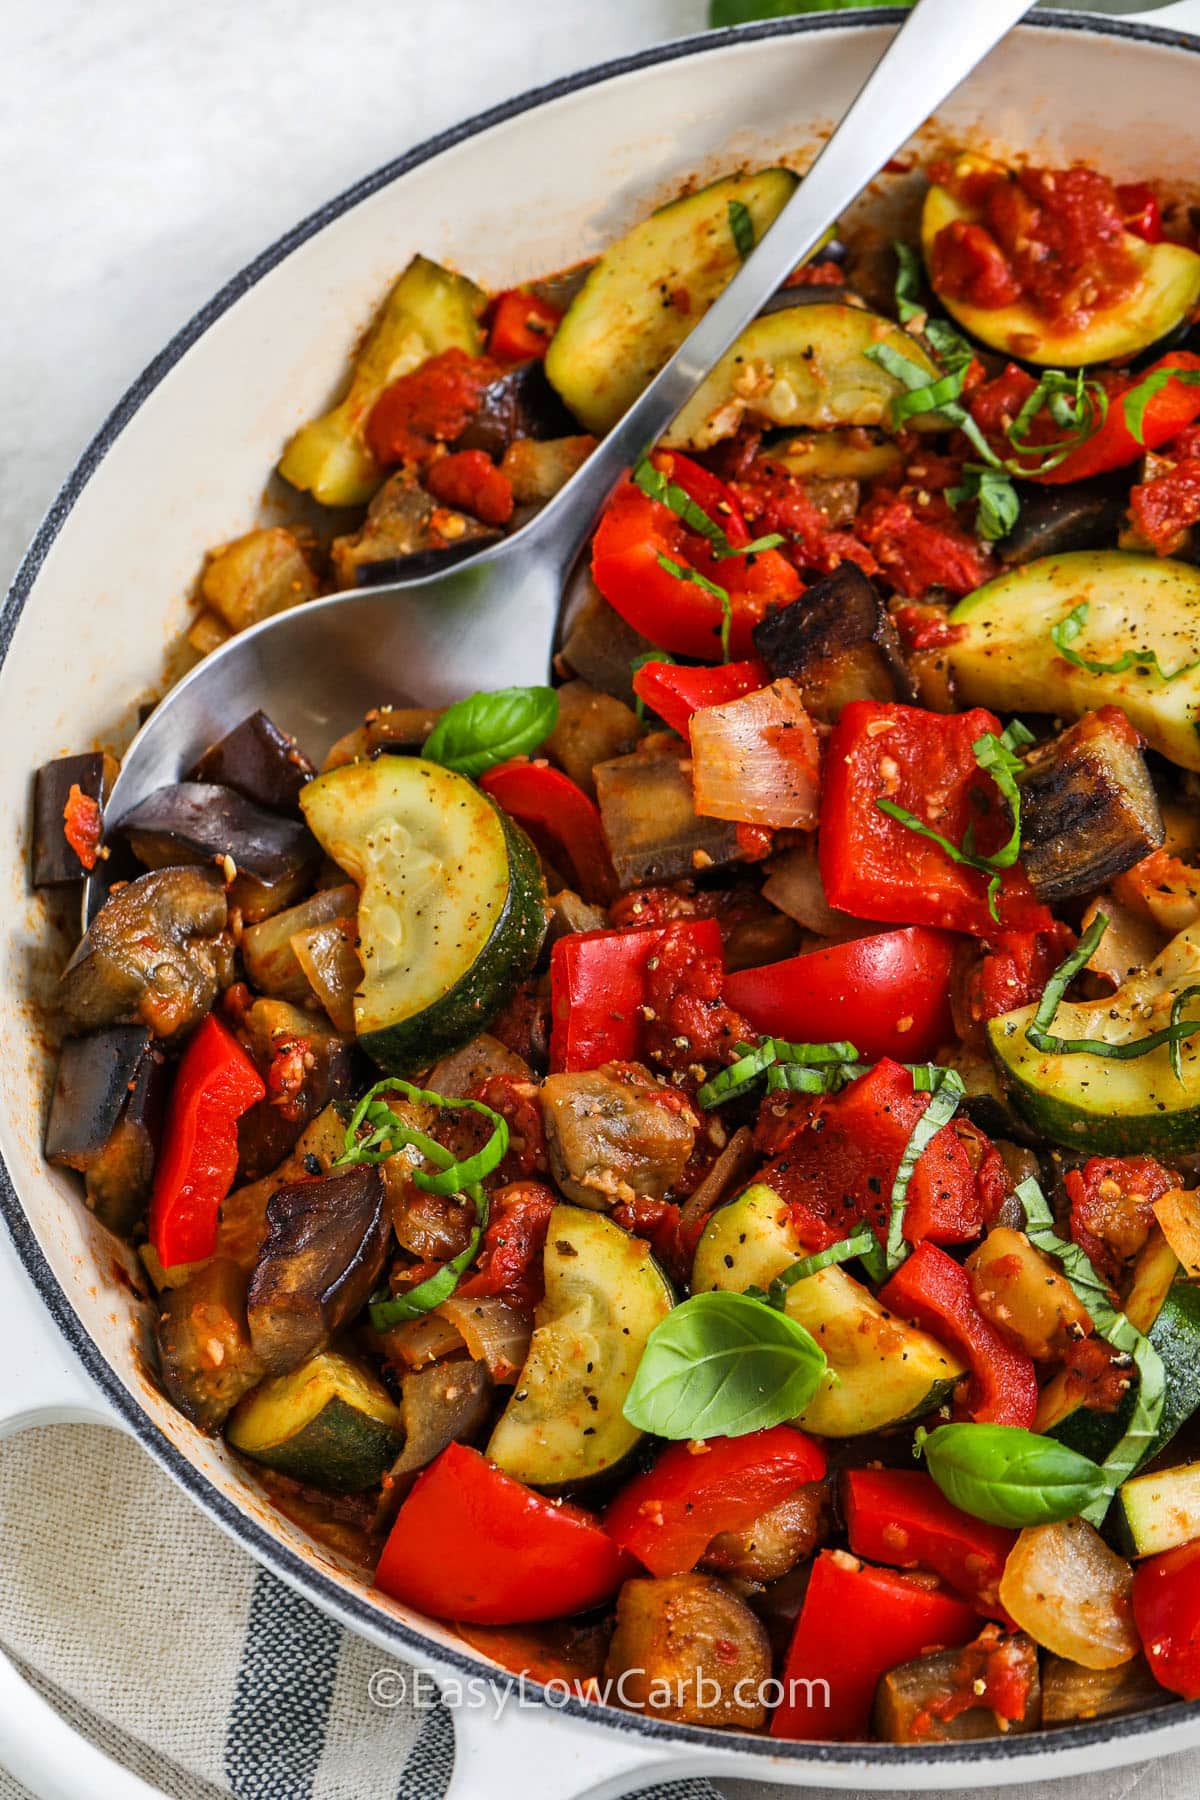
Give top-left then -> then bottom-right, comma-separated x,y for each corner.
662,303 -> 947,451
278,255 -> 487,507
300,758 -> 546,1073
227,1349 -> 403,1492
948,551 -> 1200,773
989,921 -> 1200,1156
1039,1230 -> 1200,1472
762,428 -> 905,482
691,1185 -> 964,1435
545,168 -> 797,433
1114,1461 -> 1200,1558
487,1204 -> 672,1487
922,154 -> 1200,366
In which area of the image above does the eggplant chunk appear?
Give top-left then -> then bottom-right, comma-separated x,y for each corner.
594,749 -> 741,888
1041,1652 -> 1167,1724
45,1027 -> 167,1234
1019,709 -> 1164,904
999,475 -> 1129,566
454,360 -> 578,459
246,1167 -> 390,1376
375,1358 -> 494,1527
560,583 -> 655,706
60,866 -> 230,1042
752,564 -> 914,723
424,1031 -> 532,1100
322,706 -> 443,770
199,527 -> 319,634
217,1104 -> 350,1275
701,1481 -> 832,1585
235,999 -> 356,1182
330,471 -> 499,589
540,1064 -> 696,1208
112,782 -> 319,922
873,1632 -> 1041,1743
158,1259 -> 266,1431
544,680 -> 640,798
32,750 -> 119,886
188,711 -> 316,813
501,436 -> 596,506
605,1574 -> 772,1729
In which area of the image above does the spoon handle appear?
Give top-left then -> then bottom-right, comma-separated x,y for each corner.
546,0 -> 1031,567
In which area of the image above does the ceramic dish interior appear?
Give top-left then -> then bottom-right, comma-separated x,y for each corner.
6,7 -> 1200,1779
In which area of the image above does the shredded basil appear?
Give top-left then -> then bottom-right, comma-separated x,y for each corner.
634,459 -> 782,560
884,1066 -> 965,1274
655,553 -> 734,660
697,1038 -> 862,1108
630,648 -> 675,727
1050,600 -> 1200,682
1026,913 -> 1200,1072
766,1225 -> 878,1308
728,198 -> 755,262
946,464 -> 1020,542
1123,364 -> 1200,444
1007,370 -> 1109,473
1016,1176 -> 1165,1516
892,240 -> 925,326
339,1078 -> 506,1326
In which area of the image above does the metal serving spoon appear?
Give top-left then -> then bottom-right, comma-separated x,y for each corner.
106,0 -> 1030,818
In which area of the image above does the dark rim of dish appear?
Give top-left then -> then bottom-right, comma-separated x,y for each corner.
2,3 -> 1198,1765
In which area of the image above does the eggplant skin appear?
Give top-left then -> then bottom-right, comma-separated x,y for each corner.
59,865 -> 231,1042
188,711 -> 316,814
999,474 -> 1129,567
751,563 -> 915,722
330,471 -> 499,590
593,749 -> 740,888
1019,708 -> 1165,904
246,1167 -> 390,1376
873,1634 -> 1041,1743
158,1259 -> 266,1432
112,782 -> 319,922
454,360 -> 577,459
45,1026 -> 166,1234
32,750 -> 117,887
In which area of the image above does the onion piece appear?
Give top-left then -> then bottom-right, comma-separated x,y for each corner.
999,1520 -> 1138,1670
1111,850 -> 1200,938
761,842 -> 870,939
241,883 -> 359,1001
690,679 -> 821,830
440,1293 -> 533,1384
379,1311 -> 465,1369
1081,894 -> 1165,992
1152,1188 -> 1200,1279
291,916 -> 361,1032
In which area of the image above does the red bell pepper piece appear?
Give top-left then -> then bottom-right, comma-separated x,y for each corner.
479,760 -> 615,903
605,1426 -> 826,1578
548,918 -> 724,1072
819,700 -> 1052,938
771,1550 -> 977,1740
724,926 -> 956,1063
424,448 -> 514,525
1064,1154 -> 1176,1287
880,1241 -> 1038,1427
1117,181 -> 1164,244
1132,1537 -> 1200,1699
758,1058 -> 1000,1252
375,1442 -> 634,1624
631,658 -> 770,737
487,289 -> 561,362
148,1014 -> 266,1268
591,451 -> 801,660
843,1468 -> 1016,1618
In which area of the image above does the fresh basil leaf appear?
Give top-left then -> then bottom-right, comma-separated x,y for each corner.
422,686 -> 559,779
369,1227 -> 484,1327
892,240 -> 925,326
630,648 -> 675,727
1006,370 -> 1109,475
947,465 -> 1020,542
1050,599 -> 1200,682
728,198 -> 755,262
698,1038 -> 863,1108
622,1291 -> 827,1438
918,1422 -> 1111,1528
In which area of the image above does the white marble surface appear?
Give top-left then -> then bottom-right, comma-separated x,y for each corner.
4,2 -> 1200,1797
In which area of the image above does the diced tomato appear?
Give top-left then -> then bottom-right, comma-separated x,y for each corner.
854,490 -> 992,598
1065,1155 -> 1177,1286
756,1058 -> 1001,1252
1133,1537 -> 1200,1699
819,701 -> 1052,938
375,1443 -> 634,1624
929,219 -> 1022,310
631,658 -> 770,737
606,1428 -> 826,1579
771,1550 -> 976,1740
689,680 -> 821,831
548,918 -> 725,1072
731,457 -> 881,580
724,926 -> 957,1063
365,347 -> 500,468
458,1180 -> 557,1312
591,452 -> 802,660
904,1625 -> 1037,1736
639,917 -> 752,1072
61,783 -> 103,872
468,1073 -> 547,1183
880,1241 -> 1039,1427
487,289 -> 561,362
843,1469 -> 1015,1618
424,449 -> 514,525
479,760 -> 615,903
1117,181 -> 1165,245
891,603 -> 964,655
955,922 -> 1077,1037
1130,420 -> 1200,553
783,260 -> 848,288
